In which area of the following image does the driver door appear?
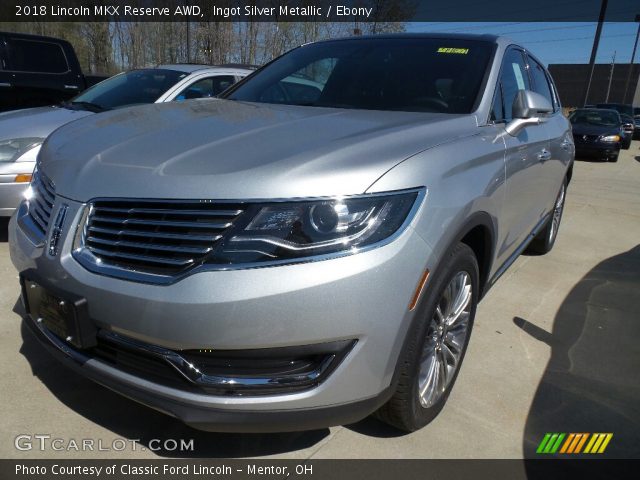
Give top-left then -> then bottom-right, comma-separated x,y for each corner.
493,48 -> 551,266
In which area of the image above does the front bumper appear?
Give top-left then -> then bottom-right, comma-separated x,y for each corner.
573,142 -> 620,158
23,311 -> 393,432
9,196 -> 433,431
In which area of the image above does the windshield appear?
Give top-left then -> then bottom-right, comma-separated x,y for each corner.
223,38 -> 494,113
71,69 -> 188,110
595,103 -> 633,116
570,110 -> 621,126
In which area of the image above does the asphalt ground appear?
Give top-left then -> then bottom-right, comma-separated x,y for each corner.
0,142 -> 638,459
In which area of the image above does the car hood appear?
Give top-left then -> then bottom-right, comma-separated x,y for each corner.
40,99 -> 478,201
571,123 -> 620,136
0,106 -> 94,141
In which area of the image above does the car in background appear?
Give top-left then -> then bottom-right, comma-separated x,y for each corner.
0,31 -> 108,112
595,102 -> 634,117
569,108 -> 623,162
620,113 -> 634,149
0,64 -> 253,217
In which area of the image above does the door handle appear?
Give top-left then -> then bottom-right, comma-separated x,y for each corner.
560,140 -> 572,150
64,84 -> 79,90
537,149 -> 552,162
0,82 -> 11,88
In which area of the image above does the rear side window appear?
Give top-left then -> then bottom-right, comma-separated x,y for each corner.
528,58 -> 554,112
498,49 -> 531,122
7,39 -> 69,73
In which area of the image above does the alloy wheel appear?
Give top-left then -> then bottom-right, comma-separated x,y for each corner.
549,183 -> 566,242
417,271 -> 472,408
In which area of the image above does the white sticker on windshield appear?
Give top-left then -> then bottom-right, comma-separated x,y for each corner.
512,63 -> 525,90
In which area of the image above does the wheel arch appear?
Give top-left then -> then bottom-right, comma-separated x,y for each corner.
451,212 -> 496,300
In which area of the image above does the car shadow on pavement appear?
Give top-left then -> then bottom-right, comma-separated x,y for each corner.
343,416 -> 407,438
516,245 -> 640,460
15,300 -> 329,458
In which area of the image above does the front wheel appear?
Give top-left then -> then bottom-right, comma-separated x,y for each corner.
526,179 -> 567,254
375,243 -> 478,432
608,153 -> 619,162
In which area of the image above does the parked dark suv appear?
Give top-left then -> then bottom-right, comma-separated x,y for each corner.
0,32 -> 106,112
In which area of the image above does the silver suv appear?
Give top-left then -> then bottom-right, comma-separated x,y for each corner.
9,34 -> 573,433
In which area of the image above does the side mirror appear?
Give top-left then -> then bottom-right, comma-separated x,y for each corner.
505,90 -> 553,136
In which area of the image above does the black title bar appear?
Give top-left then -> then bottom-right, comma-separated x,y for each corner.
0,0 -> 639,23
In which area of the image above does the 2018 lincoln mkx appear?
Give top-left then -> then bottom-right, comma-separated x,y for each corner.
9,34 -> 574,432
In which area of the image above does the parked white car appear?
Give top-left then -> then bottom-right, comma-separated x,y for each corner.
0,64 -> 254,216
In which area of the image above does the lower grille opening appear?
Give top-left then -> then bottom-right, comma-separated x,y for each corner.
91,340 -> 200,392
91,332 -> 356,396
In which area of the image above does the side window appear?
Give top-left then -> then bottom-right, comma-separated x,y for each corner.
499,49 -> 530,122
7,39 -> 68,73
175,75 -> 236,100
528,58 -> 554,112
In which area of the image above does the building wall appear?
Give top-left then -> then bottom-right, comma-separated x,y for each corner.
548,63 -> 640,108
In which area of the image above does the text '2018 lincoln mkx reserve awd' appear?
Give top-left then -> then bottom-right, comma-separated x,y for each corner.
10,34 -> 574,433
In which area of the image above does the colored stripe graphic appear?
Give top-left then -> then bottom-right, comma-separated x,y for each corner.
536,433 -> 552,454
574,433 -> 589,453
550,433 -> 565,453
537,433 -> 612,454
598,434 -> 613,453
559,433 -> 575,453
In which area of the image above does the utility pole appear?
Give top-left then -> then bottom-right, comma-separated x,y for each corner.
185,1 -> 190,63
582,0 -> 608,106
605,51 -> 616,102
622,14 -> 640,104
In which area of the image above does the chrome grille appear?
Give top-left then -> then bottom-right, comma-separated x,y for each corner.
28,173 -> 56,236
573,134 -> 599,143
81,200 -> 244,274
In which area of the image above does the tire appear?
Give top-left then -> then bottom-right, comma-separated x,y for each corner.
608,153 -> 619,162
622,139 -> 631,150
375,243 -> 479,432
526,179 -> 567,254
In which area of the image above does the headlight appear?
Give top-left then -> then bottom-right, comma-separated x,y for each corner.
23,165 -> 40,200
216,188 -> 424,265
599,135 -> 621,143
0,137 -> 44,163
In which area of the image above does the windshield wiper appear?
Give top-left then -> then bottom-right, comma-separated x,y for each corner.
69,101 -> 109,113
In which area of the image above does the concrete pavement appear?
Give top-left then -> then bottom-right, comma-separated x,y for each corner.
1,143 -> 638,459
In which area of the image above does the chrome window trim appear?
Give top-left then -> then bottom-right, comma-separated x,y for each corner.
71,187 -> 426,285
